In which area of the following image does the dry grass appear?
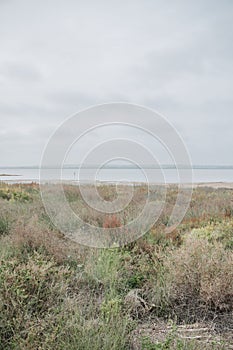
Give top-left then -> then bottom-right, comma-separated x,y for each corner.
163,237 -> 233,316
0,182 -> 232,349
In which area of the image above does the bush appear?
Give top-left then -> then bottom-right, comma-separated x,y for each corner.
0,251 -> 71,349
190,219 -> 233,249
0,216 -> 10,236
162,237 -> 233,319
0,187 -> 31,202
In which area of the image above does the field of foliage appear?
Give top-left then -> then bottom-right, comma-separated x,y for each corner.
0,182 -> 232,349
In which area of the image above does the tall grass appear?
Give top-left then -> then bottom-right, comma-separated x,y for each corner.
0,183 -> 232,349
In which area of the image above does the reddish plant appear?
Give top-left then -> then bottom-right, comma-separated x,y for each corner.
103,214 -> 121,228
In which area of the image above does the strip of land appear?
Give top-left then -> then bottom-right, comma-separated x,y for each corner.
186,182 -> 233,189
0,174 -> 21,177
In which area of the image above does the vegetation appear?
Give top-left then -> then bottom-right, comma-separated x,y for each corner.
0,183 -> 232,349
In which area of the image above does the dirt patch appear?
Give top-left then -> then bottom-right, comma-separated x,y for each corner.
130,320 -> 233,349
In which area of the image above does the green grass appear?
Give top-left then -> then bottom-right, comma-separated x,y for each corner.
0,216 -> 10,236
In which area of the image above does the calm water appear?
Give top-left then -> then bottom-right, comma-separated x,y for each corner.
0,167 -> 233,184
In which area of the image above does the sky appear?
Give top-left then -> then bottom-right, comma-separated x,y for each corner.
0,0 -> 233,166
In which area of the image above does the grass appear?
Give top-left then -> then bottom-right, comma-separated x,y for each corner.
0,182 -> 232,349
0,216 -> 10,236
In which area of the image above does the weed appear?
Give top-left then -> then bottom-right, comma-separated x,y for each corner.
0,216 -> 10,236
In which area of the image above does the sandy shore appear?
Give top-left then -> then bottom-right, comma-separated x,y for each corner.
1,177 -> 233,189
186,182 -> 233,189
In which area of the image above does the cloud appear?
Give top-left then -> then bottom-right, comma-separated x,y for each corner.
0,0 -> 233,166
0,61 -> 43,83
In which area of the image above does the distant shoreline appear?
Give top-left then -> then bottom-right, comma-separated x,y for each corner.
0,179 -> 233,189
1,165 -> 233,170
0,174 -> 21,177
192,181 -> 233,189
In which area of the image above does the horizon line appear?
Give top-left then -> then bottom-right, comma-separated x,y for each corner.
1,164 -> 233,169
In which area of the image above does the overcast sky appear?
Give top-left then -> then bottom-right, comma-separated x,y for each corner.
0,0 -> 233,166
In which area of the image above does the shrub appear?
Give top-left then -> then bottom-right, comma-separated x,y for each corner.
103,215 -> 121,228
189,219 -> 233,250
0,187 -> 31,202
0,216 -> 10,236
10,216 -> 86,265
162,237 -> 233,319
0,251 -> 71,348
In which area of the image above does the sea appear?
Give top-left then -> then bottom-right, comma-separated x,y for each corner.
0,166 -> 233,184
